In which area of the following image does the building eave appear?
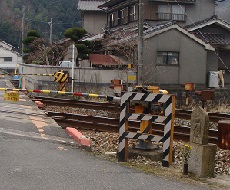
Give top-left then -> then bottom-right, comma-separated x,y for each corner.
78,0 -> 107,11
186,17 -> 230,32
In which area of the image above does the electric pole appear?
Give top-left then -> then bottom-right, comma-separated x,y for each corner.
48,18 -> 53,44
21,5 -> 25,58
137,0 -> 144,86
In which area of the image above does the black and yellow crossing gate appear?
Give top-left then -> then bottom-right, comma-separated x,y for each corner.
53,70 -> 69,91
1,70 -> 70,92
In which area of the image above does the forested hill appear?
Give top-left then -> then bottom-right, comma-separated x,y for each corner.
0,0 -> 80,51
0,0 -> 229,52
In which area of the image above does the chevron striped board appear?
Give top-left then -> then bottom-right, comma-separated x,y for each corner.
118,92 -> 175,167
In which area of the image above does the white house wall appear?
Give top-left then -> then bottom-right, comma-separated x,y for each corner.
0,48 -> 22,69
143,29 -> 209,85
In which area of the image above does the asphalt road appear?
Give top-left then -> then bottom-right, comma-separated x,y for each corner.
0,74 -> 213,190
0,134 -> 212,190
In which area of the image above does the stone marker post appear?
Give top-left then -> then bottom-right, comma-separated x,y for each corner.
188,106 -> 217,178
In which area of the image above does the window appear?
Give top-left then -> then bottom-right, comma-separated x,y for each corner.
156,52 -> 179,65
4,57 -> 12,62
157,5 -> 186,21
129,4 -> 138,22
118,8 -> 126,25
109,12 -> 118,27
110,13 -> 115,27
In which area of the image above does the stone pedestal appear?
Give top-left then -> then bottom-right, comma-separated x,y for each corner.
188,143 -> 217,178
188,106 -> 217,178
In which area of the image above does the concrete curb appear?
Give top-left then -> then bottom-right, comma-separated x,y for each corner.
34,100 -> 45,109
66,127 -> 91,148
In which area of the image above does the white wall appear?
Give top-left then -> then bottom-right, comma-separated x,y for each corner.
0,48 -> 22,69
19,64 -> 128,92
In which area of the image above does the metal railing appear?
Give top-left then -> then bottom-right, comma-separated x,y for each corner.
157,12 -> 187,21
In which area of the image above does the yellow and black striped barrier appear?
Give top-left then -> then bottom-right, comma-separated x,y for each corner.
1,70 -> 70,92
1,73 -> 54,76
53,70 -> 69,92
23,74 -> 54,76
54,70 -> 68,83
0,88 -> 118,101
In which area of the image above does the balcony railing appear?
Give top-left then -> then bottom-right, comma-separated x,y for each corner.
157,12 -> 187,22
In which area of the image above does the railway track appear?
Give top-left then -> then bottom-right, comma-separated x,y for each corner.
35,96 -> 230,122
34,96 -> 118,112
32,96 -> 230,146
45,111 -> 219,144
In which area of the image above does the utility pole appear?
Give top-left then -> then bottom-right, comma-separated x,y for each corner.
71,44 -> 78,93
137,0 -> 144,86
21,5 -> 25,58
48,18 -> 53,44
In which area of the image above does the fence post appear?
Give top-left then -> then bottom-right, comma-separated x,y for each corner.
218,120 -> 230,150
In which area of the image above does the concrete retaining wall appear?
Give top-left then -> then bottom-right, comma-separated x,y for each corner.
19,64 -> 127,95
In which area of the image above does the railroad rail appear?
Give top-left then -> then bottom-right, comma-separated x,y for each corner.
45,111 -> 218,145
35,96 -> 230,122
34,96 -> 118,112
31,96 -> 230,146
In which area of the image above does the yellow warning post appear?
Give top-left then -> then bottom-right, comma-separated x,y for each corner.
3,91 -> 19,102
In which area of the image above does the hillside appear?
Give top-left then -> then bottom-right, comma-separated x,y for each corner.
0,0 -> 80,51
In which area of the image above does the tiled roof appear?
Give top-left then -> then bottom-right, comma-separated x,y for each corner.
101,22 -> 214,51
185,15 -> 230,31
98,0 -> 124,8
185,16 -> 230,45
0,40 -> 21,55
78,0 -> 106,11
81,33 -> 104,41
99,0 -> 196,8
89,54 -> 126,66
149,0 -> 196,3
0,45 -> 21,56
191,32 -> 230,45
0,40 -> 13,48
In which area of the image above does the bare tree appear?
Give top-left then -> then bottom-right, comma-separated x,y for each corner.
26,38 -> 73,65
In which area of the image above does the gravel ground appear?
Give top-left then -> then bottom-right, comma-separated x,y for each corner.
46,99 -> 230,186
45,104 -> 230,178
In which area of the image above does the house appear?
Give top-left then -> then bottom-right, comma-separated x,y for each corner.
98,0 -> 217,29
100,21 -> 217,87
185,16 -> 230,85
93,0 -> 229,88
0,41 -> 22,71
89,54 -> 128,68
77,0 -> 107,34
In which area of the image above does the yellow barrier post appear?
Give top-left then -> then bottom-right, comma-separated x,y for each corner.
54,70 -> 69,92
134,86 -> 160,150
3,91 -> 19,102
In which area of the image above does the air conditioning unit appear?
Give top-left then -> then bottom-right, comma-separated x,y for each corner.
208,71 -> 219,88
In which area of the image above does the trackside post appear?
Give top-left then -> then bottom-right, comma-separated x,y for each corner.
118,92 -> 175,167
